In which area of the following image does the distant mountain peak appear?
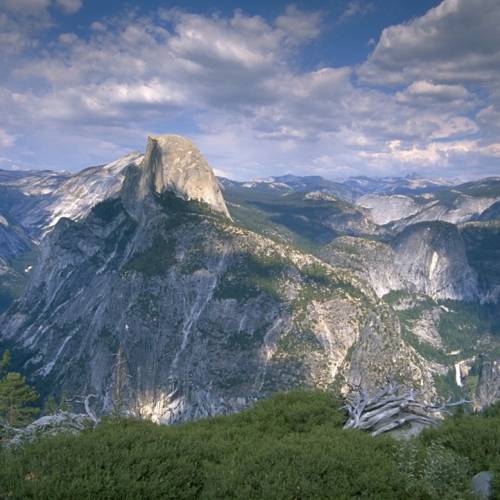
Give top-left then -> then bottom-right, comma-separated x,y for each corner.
122,135 -> 230,218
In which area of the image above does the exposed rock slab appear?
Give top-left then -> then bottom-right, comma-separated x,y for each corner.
123,135 -> 230,218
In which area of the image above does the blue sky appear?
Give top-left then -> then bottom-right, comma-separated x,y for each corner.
0,0 -> 499,180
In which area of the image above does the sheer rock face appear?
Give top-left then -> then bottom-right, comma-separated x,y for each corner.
475,358 -> 500,409
393,221 -> 478,301
123,135 -> 230,219
322,221 -> 479,302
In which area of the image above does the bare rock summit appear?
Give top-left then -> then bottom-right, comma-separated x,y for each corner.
123,135 -> 230,218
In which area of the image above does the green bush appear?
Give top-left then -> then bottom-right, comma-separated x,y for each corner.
0,391 -> 499,499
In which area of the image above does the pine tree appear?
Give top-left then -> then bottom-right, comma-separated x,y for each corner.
0,350 -> 11,377
43,393 -> 71,415
59,391 -> 71,412
0,372 -> 39,426
44,395 -> 58,415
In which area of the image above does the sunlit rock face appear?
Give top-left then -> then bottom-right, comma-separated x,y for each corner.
357,190 -> 500,230
357,194 -> 422,226
42,152 -> 144,232
392,221 -> 478,301
123,135 -> 230,219
321,221 -> 479,302
0,152 -> 143,239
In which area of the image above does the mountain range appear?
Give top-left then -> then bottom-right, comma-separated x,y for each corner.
0,135 -> 499,422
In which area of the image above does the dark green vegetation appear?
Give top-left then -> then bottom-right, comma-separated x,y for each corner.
223,185 -> 367,251
91,197 -> 125,223
385,290 -> 500,400
0,352 -> 39,427
214,252 -> 287,301
457,178 -> 500,199
1,391 -> 499,499
124,192 -> 225,277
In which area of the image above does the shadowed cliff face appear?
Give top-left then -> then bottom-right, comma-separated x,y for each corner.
0,136 -> 436,423
0,214 -> 32,264
0,213 -> 34,313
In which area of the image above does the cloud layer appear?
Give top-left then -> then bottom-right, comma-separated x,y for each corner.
0,0 -> 499,179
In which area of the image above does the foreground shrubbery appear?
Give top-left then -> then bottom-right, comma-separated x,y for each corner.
0,391 -> 499,499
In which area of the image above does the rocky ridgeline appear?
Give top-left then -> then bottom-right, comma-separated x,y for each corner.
357,190 -> 500,229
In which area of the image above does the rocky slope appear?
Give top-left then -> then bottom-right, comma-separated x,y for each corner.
321,224 -> 499,410
0,152 -> 143,239
0,153 -> 143,313
357,179 -> 500,230
321,221 -> 478,302
0,135 -> 434,423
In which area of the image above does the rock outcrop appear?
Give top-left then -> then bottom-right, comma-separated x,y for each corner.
357,194 -> 422,226
357,188 -> 500,230
392,221 -> 478,301
122,135 -> 230,219
475,357 -> 500,410
1,412 -> 95,447
321,221 -> 478,301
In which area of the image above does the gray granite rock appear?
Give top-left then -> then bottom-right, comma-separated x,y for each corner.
471,471 -> 493,499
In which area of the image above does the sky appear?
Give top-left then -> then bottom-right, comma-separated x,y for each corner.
0,0 -> 499,180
